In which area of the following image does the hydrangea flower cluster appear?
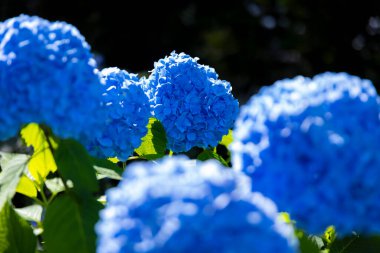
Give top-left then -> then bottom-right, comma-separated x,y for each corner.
0,15 -> 103,141
144,52 -> 239,152
96,156 -> 298,253
84,67 -> 150,160
231,72 -> 380,235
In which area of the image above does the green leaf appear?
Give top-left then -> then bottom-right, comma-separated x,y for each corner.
0,201 -> 37,253
219,129 -> 233,148
15,204 -> 43,223
330,234 -> 380,253
92,157 -> 121,169
108,157 -> 119,163
297,230 -> 320,253
54,139 -> 98,194
0,153 -> 29,210
322,226 -> 336,249
16,175 -> 37,198
135,118 -> 167,160
21,123 -> 57,184
197,149 -> 229,167
43,193 -> 102,253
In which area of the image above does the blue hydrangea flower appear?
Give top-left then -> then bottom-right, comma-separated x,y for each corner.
96,156 -> 298,253
0,15 -> 103,141
84,67 -> 150,160
231,72 -> 380,235
144,52 -> 239,152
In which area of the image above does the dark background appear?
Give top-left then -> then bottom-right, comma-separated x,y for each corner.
2,0 -> 380,103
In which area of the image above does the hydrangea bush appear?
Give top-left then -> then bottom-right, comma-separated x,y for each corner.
96,157 -> 298,253
84,67 -> 150,160
0,15 -> 104,141
144,52 -> 239,152
231,72 -> 380,235
0,14 -> 378,253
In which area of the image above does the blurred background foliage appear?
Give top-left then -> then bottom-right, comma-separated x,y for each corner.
1,0 -> 380,103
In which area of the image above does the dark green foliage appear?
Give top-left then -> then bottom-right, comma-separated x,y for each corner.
54,139 -> 98,194
43,193 -> 102,253
0,201 -> 36,253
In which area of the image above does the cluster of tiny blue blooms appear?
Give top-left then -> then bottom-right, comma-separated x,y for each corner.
0,15 -> 103,141
84,67 -> 150,160
144,52 -> 239,153
231,72 -> 380,235
96,156 -> 298,253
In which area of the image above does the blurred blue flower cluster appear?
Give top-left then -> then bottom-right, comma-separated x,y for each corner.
96,156 -> 298,253
144,52 -> 239,152
0,14 -> 103,141
84,67 -> 150,160
231,72 -> 380,235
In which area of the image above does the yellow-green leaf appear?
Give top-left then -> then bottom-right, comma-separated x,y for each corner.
16,176 -> 37,198
220,129 -> 233,148
21,123 -> 57,184
108,157 -> 119,163
135,118 -> 167,160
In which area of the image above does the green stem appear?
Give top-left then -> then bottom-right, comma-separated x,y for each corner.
37,183 -> 49,205
31,197 -> 46,207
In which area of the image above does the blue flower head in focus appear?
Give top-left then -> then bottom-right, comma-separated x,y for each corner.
144,52 -> 239,152
96,156 -> 298,253
85,67 -> 150,160
231,72 -> 380,235
0,15 -> 103,140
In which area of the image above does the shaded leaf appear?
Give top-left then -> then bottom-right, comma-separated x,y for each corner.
330,234 -> 380,253
197,149 -> 229,167
92,157 -> 122,174
0,201 -> 37,253
43,193 -> 102,253
54,139 -> 98,194
297,230 -> 320,253
135,118 -> 167,160
93,155 -> 123,180
21,123 -> 57,184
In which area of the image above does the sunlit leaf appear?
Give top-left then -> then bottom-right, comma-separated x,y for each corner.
45,178 -> 73,195
94,166 -> 122,180
21,123 -> 57,184
15,204 -> 43,223
16,176 -> 37,198
219,129 -> 233,148
135,118 -> 167,160
0,153 -> 29,210
108,157 -> 119,163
